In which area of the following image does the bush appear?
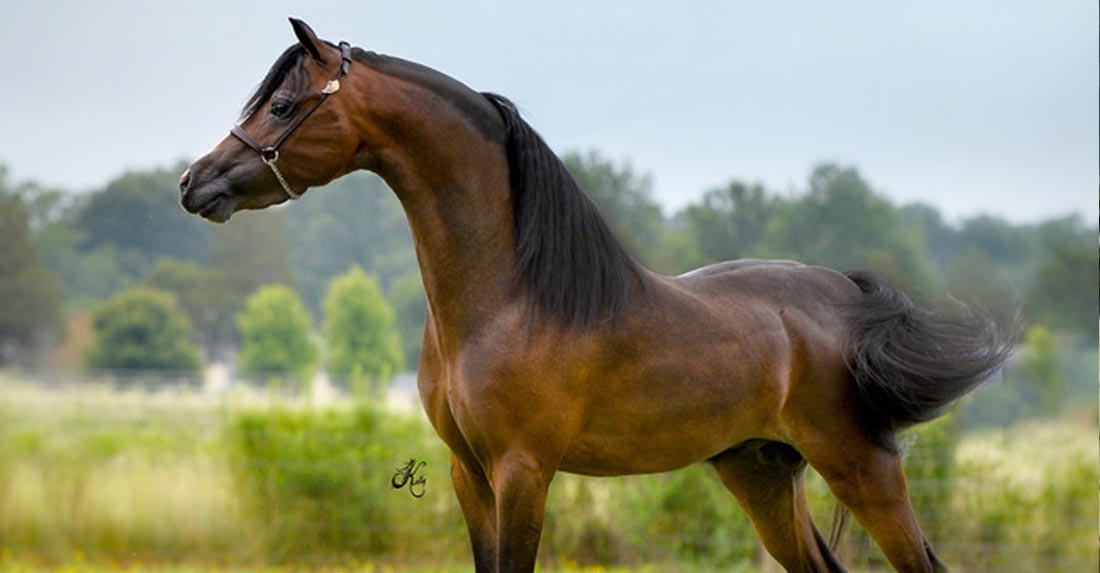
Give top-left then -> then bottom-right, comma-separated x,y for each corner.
223,402 -> 463,564
85,286 -> 201,371
1014,325 -> 1064,416
323,266 -> 404,386
142,258 -> 238,354
236,285 -> 317,382
542,466 -> 758,568
388,271 -> 427,369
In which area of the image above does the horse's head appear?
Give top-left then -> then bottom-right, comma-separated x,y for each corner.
180,18 -> 362,222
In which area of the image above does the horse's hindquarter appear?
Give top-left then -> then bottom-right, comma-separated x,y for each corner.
560,261 -> 859,476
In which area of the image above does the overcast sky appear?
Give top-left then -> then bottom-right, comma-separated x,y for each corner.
1,1 -> 1095,223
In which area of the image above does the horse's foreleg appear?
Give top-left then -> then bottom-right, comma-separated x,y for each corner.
491,451 -> 553,573
710,441 -> 847,573
452,453 -> 498,573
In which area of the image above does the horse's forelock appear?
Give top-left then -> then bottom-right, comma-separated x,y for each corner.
239,44 -> 308,121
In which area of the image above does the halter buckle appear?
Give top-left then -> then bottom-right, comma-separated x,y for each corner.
322,79 -> 341,95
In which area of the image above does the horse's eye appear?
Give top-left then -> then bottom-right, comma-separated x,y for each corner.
270,99 -> 293,118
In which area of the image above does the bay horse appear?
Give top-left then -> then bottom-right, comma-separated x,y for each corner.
180,19 -> 1010,573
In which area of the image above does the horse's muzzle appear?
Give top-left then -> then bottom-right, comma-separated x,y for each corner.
178,169 -> 192,193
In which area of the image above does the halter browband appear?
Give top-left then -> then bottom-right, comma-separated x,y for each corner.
230,41 -> 353,200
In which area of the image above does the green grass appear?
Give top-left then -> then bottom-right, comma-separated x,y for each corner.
0,560 -> 734,573
0,371 -> 1096,573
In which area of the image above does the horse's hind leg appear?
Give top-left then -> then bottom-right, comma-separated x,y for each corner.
806,445 -> 946,573
451,453 -> 498,573
709,441 -> 847,573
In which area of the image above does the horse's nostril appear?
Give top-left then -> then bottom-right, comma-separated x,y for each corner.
179,169 -> 191,193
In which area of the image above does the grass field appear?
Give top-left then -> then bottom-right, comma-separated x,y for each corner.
0,552 -> 1013,573
0,559 -> 730,573
0,372 -> 1096,573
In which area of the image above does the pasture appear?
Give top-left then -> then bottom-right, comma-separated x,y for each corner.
0,372 -> 1094,573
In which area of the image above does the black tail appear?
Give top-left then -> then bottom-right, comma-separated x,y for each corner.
843,270 -> 1014,450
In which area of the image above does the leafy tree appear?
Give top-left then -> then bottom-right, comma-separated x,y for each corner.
323,266 -> 404,383
0,182 -> 60,363
6,176 -> 140,311
764,164 -> 937,295
1025,232 -> 1098,342
285,172 -> 416,313
388,271 -> 428,369
237,285 -> 317,380
955,214 -> 1036,270
75,162 -> 209,268
563,151 -> 667,269
6,176 -> 72,232
210,209 -> 295,303
1035,215 -> 1095,247
943,247 -> 1021,331
142,259 -> 237,356
1014,325 -> 1064,416
900,202 -> 960,269
52,244 -> 142,311
682,180 -> 777,265
84,286 -> 200,371
651,217 -> 706,275
7,163 -> 209,311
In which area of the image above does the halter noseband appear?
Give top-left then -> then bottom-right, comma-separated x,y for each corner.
230,41 -> 353,200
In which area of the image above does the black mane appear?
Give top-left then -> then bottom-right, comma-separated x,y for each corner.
240,44 -> 307,120
482,93 -> 647,329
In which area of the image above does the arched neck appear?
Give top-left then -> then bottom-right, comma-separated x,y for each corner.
345,65 -> 517,348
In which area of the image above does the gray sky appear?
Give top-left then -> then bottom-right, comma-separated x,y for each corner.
1,1 -> 1095,223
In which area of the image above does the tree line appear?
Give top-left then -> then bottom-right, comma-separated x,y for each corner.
0,155 -> 1095,418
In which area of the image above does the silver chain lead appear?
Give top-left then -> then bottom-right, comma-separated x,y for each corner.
261,152 -> 300,200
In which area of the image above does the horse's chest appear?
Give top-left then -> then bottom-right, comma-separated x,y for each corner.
416,360 -> 493,457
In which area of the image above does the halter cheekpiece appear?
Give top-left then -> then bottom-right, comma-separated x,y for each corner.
230,41 -> 353,200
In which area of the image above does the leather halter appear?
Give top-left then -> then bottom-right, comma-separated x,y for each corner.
230,41 -> 353,200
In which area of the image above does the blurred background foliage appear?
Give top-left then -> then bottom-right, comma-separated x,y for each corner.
84,286 -> 201,372
322,266 -> 404,386
235,284 -> 319,384
0,152 -> 1095,571
1,156 -> 1095,372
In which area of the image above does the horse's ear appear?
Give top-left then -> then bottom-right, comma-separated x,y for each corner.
289,17 -> 326,63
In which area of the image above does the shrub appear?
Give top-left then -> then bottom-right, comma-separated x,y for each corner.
323,266 -> 404,386
543,466 -> 758,568
142,258 -> 238,353
236,285 -> 317,382
85,286 -> 201,371
388,271 -> 427,369
1014,325 -> 1064,416
224,402 -> 463,564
